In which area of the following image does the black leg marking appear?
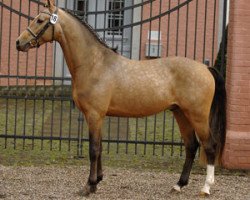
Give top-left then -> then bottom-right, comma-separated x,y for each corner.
88,178 -> 98,186
177,132 -> 199,188
203,134 -> 217,165
97,141 -> 103,183
97,175 -> 103,183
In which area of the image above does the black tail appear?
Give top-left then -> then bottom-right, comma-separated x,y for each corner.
208,67 -> 227,165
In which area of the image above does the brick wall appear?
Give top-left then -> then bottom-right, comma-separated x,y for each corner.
0,0 -> 53,86
222,0 -> 250,169
140,0 -> 219,64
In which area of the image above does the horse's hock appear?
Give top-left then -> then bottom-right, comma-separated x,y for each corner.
222,0 -> 250,169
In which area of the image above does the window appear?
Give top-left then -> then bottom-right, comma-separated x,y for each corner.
77,0 -> 88,20
107,0 -> 124,36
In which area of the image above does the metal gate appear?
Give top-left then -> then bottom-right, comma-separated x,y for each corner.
0,0 -> 228,157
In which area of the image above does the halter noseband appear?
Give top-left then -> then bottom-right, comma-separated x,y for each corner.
26,7 -> 58,48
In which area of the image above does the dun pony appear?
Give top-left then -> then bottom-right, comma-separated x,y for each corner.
16,0 -> 226,197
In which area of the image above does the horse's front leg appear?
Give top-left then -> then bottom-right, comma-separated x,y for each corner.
82,111 -> 104,196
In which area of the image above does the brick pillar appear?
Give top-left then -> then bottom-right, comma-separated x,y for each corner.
222,0 -> 250,169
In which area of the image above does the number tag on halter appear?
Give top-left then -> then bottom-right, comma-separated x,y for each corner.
50,14 -> 58,25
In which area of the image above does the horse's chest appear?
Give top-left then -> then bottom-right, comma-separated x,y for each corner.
72,87 -> 89,109
72,88 -> 81,109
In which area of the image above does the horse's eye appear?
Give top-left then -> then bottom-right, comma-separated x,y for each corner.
37,19 -> 44,24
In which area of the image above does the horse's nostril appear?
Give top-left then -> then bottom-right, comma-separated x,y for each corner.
16,40 -> 20,46
16,40 -> 22,51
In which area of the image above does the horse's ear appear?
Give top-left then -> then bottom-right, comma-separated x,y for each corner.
46,0 -> 56,12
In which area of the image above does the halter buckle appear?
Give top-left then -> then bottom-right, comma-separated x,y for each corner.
29,38 -> 39,48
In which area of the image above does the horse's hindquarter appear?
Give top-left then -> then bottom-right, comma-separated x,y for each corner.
168,57 -> 215,122
107,58 -> 175,117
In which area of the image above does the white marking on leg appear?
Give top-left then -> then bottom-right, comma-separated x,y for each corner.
201,165 -> 214,195
173,184 -> 181,192
195,132 -> 201,144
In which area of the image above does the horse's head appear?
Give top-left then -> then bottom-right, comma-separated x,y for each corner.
16,0 -> 59,52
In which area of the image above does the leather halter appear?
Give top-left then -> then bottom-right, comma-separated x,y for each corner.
26,7 -> 58,48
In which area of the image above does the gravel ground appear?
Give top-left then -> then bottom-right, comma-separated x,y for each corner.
0,165 -> 249,200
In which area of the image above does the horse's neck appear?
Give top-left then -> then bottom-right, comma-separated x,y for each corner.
56,11 -> 106,78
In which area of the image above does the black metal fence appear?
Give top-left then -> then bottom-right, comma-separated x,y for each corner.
0,0 -> 228,157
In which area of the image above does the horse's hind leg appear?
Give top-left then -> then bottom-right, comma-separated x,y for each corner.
193,120 -> 216,196
171,109 -> 199,192
199,134 -> 217,196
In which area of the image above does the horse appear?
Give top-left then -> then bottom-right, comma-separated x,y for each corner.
16,0 -> 226,197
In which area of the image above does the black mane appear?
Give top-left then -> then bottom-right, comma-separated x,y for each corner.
61,8 -> 117,53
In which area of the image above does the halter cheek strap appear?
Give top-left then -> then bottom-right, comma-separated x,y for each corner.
27,7 -> 58,48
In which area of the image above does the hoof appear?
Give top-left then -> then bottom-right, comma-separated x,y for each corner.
170,185 -> 181,194
97,175 -> 103,183
199,191 -> 210,198
200,185 -> 210,197
78,184 -> 97,197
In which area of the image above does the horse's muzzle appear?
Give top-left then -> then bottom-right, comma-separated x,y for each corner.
16,40 -> 30,52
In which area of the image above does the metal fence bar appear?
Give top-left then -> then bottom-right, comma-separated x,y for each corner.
107,117 -> 111,153
5,0 -> 13,148
211,0 -> 217,66
0,74 -> 71,81
203,0 -> 208,63
156,0 -> 162,58
0,0 -> 2,73
176,0 -> 180,56
184,1 -> 189,58
143,117 -> 148,155
161,111 -> 166,156
68,100 -> 73,151
153,115 -> 157,155
220,0 -> 228,75
138,0 -> 143,61
0,134 -> 183,146
194,0 -> 199,60
22,0 -> 31,149
135,118 -> 138,154
166,0 -> 171,57
0,0 -> 3,147
13,0 -> 21,149
147,0 -> 153,58
125,118 -> 129,154
116,117 -> 120,154
170,114 -> 174,156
